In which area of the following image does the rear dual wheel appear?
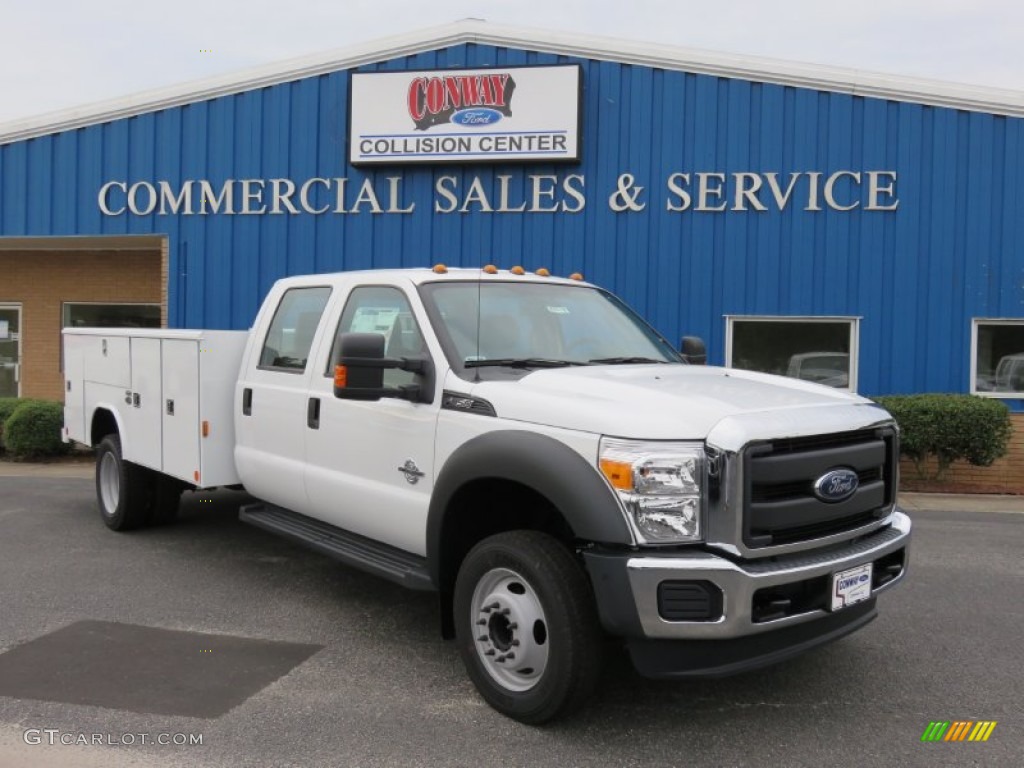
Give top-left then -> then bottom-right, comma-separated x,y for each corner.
96,434 -> 150,531
454,530 -> 605,724
95,434 -> 184,530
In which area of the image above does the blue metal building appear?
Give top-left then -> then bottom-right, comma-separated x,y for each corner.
1,21 -> 1022,407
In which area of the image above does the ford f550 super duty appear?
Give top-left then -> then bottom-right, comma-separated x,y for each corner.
63,266 -> 911,723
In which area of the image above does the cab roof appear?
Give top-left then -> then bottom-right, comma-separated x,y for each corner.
276,267 -> 594,289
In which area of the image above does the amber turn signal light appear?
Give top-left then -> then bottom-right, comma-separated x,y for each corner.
334,364 -> 348,389
599,458 -> 633,491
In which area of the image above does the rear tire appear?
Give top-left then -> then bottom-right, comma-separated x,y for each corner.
147,473 -> 186,526
453,530 -> 605,724
95,434 -> 150,531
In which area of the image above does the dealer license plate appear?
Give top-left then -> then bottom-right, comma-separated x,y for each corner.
831,563 -> 873,611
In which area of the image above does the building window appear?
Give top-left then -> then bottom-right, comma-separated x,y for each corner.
726,316 -> 860,391
61,303 -> 162,371
62,302 -> 162,330
972,319 -> 1024,396
258,287 -> 332,372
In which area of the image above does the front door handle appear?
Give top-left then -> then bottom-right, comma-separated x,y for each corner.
242,387 -> 253,416
307,397 -> 320,429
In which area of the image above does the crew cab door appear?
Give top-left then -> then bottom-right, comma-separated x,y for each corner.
304,284 -> 440,556
235,285 -> 333,512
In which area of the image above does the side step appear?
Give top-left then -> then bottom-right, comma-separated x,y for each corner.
239,503 -> 434,592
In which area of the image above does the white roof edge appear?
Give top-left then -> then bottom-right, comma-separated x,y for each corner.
3,19 -> 1024,146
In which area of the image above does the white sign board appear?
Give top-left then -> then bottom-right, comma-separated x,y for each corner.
349,65 -> 581,165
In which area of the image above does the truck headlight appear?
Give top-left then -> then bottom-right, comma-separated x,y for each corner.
598,438 -> 705,544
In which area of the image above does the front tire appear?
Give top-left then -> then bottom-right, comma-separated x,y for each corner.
95,434 -> 150,531
453,530 -> 605,724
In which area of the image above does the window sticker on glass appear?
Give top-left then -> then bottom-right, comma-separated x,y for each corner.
546,306 -> 571,314
349,307 -> 400,334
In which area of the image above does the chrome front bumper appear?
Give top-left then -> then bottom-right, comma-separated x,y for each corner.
585,511 -> 911,641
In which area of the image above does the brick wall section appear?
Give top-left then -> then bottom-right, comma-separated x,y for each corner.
0,249 -> 162,402
899,412 -> 1024,494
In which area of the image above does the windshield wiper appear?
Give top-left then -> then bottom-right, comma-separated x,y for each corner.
464,358 -> 586,369
588,356 -> 670,365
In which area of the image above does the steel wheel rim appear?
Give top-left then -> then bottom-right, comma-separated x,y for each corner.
99,452 -> 120,516
470,567 -> 549,692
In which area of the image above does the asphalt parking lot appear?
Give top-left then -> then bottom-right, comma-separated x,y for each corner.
0,472 -> 1021,767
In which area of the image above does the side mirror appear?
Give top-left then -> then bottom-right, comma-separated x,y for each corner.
680,336 -> 707,365
334,333 -> 385,399
333,332 -> 433,403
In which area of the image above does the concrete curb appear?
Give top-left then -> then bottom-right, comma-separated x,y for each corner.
0,461 -> 95,479
898,492 -> 1024,514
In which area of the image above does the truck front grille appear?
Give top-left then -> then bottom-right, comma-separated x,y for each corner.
742,427 -> 896,549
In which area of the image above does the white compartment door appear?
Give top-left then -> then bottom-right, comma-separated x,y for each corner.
162,339 -> 201,484
62,333 -> 86,443
83,335 -> 131,387
127,337 -> 163,470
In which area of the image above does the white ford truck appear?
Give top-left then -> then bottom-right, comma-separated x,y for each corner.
63,266 -> 911,723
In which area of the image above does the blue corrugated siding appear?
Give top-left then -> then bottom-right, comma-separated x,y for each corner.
2,42 -> 1023,400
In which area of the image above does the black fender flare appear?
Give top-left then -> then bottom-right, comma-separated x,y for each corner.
426,430 -> 633,586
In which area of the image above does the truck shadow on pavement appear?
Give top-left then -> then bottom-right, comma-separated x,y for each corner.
156,487 -> 894,732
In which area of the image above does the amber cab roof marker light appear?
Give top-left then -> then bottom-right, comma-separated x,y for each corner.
536,268 -> 551,276
510,265 -> 525,275
432,263 -> 448,274
482,264 -> 499,274
569,272 -> 584,281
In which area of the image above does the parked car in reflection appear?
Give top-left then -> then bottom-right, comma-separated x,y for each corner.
786,352 -> 850,388
994,353 -> 1024,392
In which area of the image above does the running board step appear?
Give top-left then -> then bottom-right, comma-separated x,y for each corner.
239,503 -> 434,591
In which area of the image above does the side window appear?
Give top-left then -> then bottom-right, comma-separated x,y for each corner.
329,287 -> 426,389
258,287 -> 332,372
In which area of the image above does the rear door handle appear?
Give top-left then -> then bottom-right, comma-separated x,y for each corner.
307,397 -> 320,429
242,387 -> 252,416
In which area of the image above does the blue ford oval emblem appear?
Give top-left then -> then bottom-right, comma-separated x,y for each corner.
813,468 -> 859,503
452,108 -> 502,126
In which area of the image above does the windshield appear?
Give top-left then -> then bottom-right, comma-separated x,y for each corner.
419,281 -> 680,375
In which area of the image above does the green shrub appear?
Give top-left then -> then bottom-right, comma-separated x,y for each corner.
875,394 -> 1013,480
0,397 -> 21,449
0,397 -> 22,423
2,400 -> 68,459
0,398 -> 46,452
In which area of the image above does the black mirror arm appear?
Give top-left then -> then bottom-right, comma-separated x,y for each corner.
338,355 -> 425,373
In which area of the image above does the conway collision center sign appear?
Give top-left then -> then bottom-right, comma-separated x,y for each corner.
349,65 -> 581,165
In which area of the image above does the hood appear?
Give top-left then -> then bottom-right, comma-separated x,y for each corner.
465,365 -> 881,440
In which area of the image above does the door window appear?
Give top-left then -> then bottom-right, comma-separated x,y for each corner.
328,287 -> 426,389
258,287 -> 332,372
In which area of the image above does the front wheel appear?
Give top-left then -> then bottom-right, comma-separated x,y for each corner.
453,530 -> 605,723
95,434 -> 150,531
